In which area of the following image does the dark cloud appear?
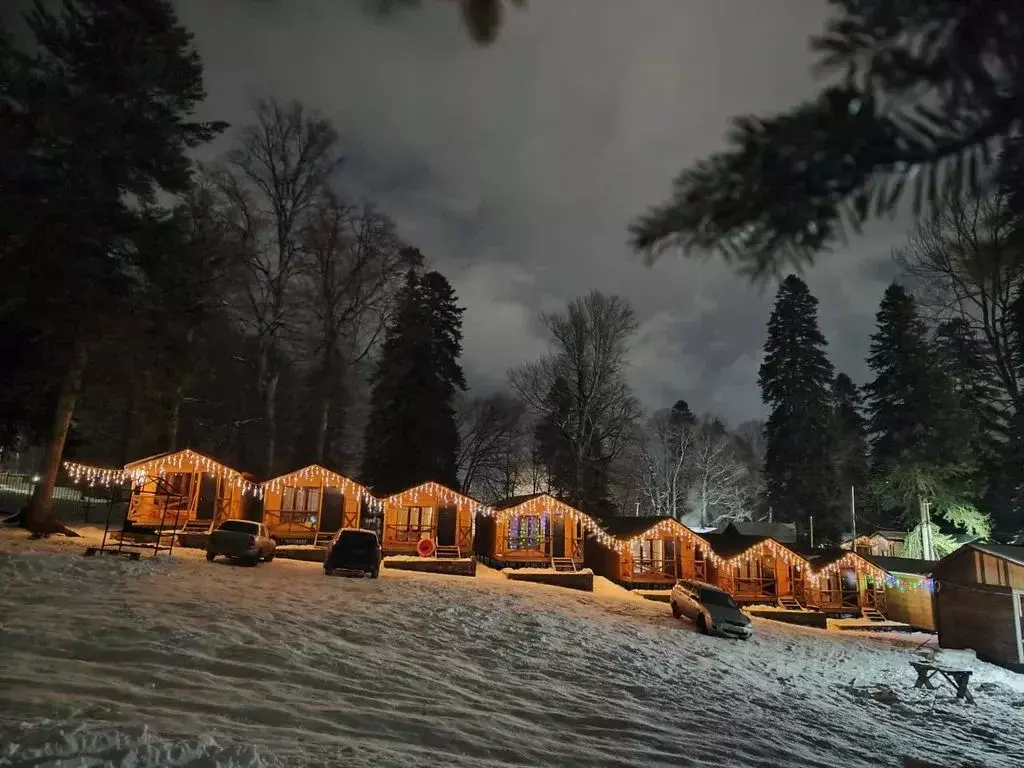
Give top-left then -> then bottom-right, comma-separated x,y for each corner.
174,0 -> 914,425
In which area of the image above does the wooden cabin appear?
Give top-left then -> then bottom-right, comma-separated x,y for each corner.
932,543 -> 1024,671
585,516 -> 712,588
123,449 -> 256,531
805,550 -> 890,616
261,465 -> 373,544
474,493 -> 602,568
379,482 -> 488,557
701,524 -> 812,606
861,555 -> 936,630
842,530 -> 908,557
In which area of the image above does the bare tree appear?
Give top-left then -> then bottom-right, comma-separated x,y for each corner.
633,403 -> 695,518
299,194 -> 405,464
455,392 -> 528,501
217,99 -> 342,475
688,417 -> 754,528
510,291 -> 642,513
896,191 -> 1024,427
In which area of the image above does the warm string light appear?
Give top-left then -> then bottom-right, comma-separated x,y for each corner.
124,449 -> 261,497
262,465 -> 383,513
63,462 -> 130,487
494,494 -> 609,545
808,552 -> 889,585
381,481 -> 494,518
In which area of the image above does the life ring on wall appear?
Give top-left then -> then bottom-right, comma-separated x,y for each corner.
417,537 -> 436,557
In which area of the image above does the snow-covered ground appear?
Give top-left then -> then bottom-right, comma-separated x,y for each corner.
1,528 -> 1023,768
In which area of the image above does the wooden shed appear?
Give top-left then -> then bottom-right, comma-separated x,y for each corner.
860,555 -> 937,630
584,516 -> 713,588
474,493 -> 603,569
805,550 -> 891,616
261,465 -> 376,545
701,524 -> 813,606
932,543 -> 1024,671
379,482 -> 489,557
123,448 -> 257,532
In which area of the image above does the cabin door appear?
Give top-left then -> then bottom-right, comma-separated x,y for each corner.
551,516 -> 566,557
243,493 -> 262,522
664,538 -> 677,578
841,568 -> 860,608
196,473 -> 218,521
436,505 -> 457,546
320,489 -> 344,534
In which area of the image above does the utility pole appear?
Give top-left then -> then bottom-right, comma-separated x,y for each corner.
809,515 -> 815,549
850,485 -> 857,551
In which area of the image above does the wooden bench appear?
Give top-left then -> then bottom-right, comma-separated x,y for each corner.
910,661 -> 974,703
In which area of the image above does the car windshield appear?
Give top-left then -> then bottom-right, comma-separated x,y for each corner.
218,520 -> 259,534
699,589 -> 738,609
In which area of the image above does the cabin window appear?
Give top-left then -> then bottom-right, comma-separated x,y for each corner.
632,539 -> 666,575
280,486 -> 320,525
507,514 -> 548,550
155,472 -> 192,510
394,506 -> 434,542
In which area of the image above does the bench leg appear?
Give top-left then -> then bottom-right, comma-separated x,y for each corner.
914,671 -> 938,690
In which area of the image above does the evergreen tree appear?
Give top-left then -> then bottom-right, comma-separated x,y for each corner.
758,275 -> 836,543
829,372 -> 869,521
533,376 -> 574,498
360,261 -> 466,495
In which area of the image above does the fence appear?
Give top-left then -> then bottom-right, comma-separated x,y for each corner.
0,472 -> 129,524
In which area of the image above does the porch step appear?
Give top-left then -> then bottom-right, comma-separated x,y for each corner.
551,557 -> 578,572
861,606 -> 888,622
778,596 -> 804,611
315,532 -> 335,545
435,545 -> 461,559
182,519 -> 210,533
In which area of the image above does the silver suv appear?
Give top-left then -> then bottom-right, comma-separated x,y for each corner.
670,578 -> 753,640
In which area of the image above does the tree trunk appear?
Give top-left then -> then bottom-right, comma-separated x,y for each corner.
117,387 -> 136,467
25,340 -> 89,536
314,396 -> 330,465
264,370 -> 279,477
167,385 -> 183,452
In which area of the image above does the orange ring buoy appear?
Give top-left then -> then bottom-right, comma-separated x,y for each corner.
417,537 -> 435,557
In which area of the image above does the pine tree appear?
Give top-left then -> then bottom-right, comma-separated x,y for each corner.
829,372 -> 869,521
758,275 -> 836,543
360,263 -> 466,495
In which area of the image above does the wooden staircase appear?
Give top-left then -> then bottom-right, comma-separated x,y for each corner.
861,606 -> 888,622
315,532 -> 335,546
551,557 -> 578,572
434,545 -> 461,559
182,519 -> 211,534
778,596 -> 804,611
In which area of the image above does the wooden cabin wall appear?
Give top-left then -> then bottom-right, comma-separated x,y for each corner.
341,494 -> 361,529
884,576 -> 935,631
936,582 -> 1021,668
262,487 -> 282,529
935,549 -> 1024,590
583,537 -> 622,582
474,515 -> 496,558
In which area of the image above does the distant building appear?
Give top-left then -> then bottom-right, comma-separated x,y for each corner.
714,520 -> 797,545
842,529 -> 981,559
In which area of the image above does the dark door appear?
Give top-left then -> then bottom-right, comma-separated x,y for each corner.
320,489 -> 344,534
436,505 -> 457,546
196,473 -> 217,520
664,538 -> 677,577
243,493 -> 262,522
551,516 -> 565,557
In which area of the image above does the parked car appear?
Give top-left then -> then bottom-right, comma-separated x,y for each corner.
206,519 -> 276,566
670,578 -> 753,640
324,528 -> 382,578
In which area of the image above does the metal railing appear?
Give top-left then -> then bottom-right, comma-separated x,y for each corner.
0,473 -> 128,524
385,523 -> 435,543
632,558 -> 676,579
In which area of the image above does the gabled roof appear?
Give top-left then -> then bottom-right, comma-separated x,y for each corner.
860,554 -> 935,576
493,493 -> 547,511
380,481 -> 491,512
965,542 -> 1024,568
716,521 -> 797,544
811,548 -> 891,578
701,531 -> 769,559
261,464 -> 365,491
601,516 -> 678,539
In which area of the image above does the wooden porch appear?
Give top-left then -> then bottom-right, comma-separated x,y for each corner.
477,493 -> 600,571
261,465 -> 367,544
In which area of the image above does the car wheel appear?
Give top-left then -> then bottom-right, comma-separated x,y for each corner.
370,569 -> 379,579
247,556 -> 260,567
696,614 -> 709,634
264,553 -> 274,562
671,601 -> 682,619
205,551 -> 216,562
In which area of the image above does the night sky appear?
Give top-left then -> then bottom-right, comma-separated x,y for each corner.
181,0 -> 908,423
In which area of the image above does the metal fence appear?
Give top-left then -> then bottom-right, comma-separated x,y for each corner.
0,472 -> 129,524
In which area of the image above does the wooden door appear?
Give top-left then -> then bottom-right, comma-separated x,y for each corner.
196,473 -> 217,520
437,504 -> 457,546
319,489 -> 344,534
664,538 -> 677,578
551,516 -> 566,557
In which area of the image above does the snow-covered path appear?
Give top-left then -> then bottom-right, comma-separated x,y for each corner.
1,531 -> 1022,768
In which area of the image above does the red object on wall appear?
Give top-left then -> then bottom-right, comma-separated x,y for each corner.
417,537 -> 435,557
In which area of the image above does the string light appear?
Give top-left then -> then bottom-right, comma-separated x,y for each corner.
124,449 -> 261,497
493,494 -> 608,545
381,481 -> 494,518
262,464 -> 383,513
63,462 -> 130,487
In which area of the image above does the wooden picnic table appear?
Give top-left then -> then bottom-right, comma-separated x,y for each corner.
910,661 -> 974,703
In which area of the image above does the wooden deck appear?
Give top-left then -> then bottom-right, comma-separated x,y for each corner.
504,570 -> 593,591
383,557 -> 477,577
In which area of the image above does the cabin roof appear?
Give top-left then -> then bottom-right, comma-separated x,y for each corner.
380,481 -> 490,510
860,555 -> 935,576
600,516 -> 680,538
701,531 -> 769,559
261,464 -> 364,490
124,448 -> 245,477
715,520 -> 797,544
807,548 -> 891,576
493,493 -> 547,510
964,542 -> 1024,567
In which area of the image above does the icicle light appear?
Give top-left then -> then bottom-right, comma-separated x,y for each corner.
493,494 -> 610,546
63,461 -> 130,487
123,449 -> 261,497
382,481 -> 494,518
262,464 -> 383,514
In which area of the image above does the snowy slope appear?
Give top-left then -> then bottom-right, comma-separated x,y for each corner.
1,530 -> 1022,768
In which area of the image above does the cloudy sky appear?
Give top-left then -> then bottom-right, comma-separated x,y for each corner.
175,0 -> 910,425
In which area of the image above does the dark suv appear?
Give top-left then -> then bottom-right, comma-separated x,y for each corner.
324,529 -> 382,578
